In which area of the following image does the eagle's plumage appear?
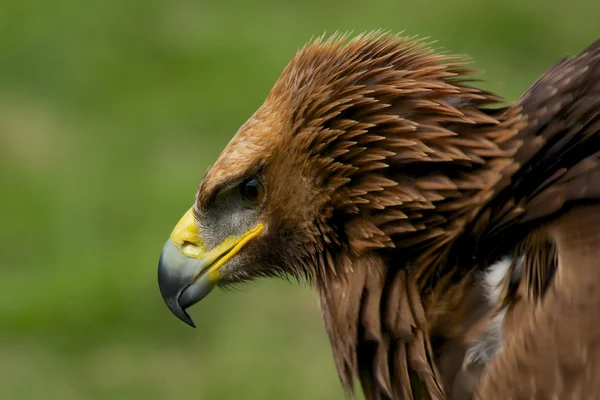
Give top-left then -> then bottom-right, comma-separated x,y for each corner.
157,33 -> 600,399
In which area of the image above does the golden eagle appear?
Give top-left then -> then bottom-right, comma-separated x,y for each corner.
157,33 -> 600,399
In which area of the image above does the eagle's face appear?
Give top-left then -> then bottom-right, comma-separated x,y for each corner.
157,101 -> 333,327
157,177 -> 268,327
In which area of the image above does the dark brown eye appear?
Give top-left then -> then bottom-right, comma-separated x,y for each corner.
240,178 -> 265,205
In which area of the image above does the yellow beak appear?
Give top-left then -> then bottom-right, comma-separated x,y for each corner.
157,208 -> 264,327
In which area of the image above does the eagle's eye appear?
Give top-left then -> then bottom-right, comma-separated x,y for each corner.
240,178 -> 265,205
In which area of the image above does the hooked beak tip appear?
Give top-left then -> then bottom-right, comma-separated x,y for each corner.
157,247 -> 198,329
166,298 -> 197,329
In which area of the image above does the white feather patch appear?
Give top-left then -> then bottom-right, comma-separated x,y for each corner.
463,257 -> 513,368
483,257 -> 512,305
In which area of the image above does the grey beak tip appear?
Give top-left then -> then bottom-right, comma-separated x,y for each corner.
172,304 -> 197,329
158,249 -> 197,328
163,293 -> 197,328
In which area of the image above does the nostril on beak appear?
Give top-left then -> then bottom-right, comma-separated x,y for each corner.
181,240 -> 202,258
182,241 -> 195,250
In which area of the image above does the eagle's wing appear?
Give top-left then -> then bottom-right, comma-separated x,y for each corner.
472,39 -> 600,399
472,39 -> 600,263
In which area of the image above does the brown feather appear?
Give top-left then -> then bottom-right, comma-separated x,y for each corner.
477,206 -> 600,399
191,33 -> 600,399
471,38 -> 600,400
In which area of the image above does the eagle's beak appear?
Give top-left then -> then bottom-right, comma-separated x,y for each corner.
157,208 -> 264,328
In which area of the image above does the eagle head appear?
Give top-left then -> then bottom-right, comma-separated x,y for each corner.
156,32 -> 519,368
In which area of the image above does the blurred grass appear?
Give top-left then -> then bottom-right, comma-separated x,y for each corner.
0,0 -> 597,398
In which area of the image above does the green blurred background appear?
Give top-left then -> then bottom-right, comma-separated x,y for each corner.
0,0 -> 597,398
